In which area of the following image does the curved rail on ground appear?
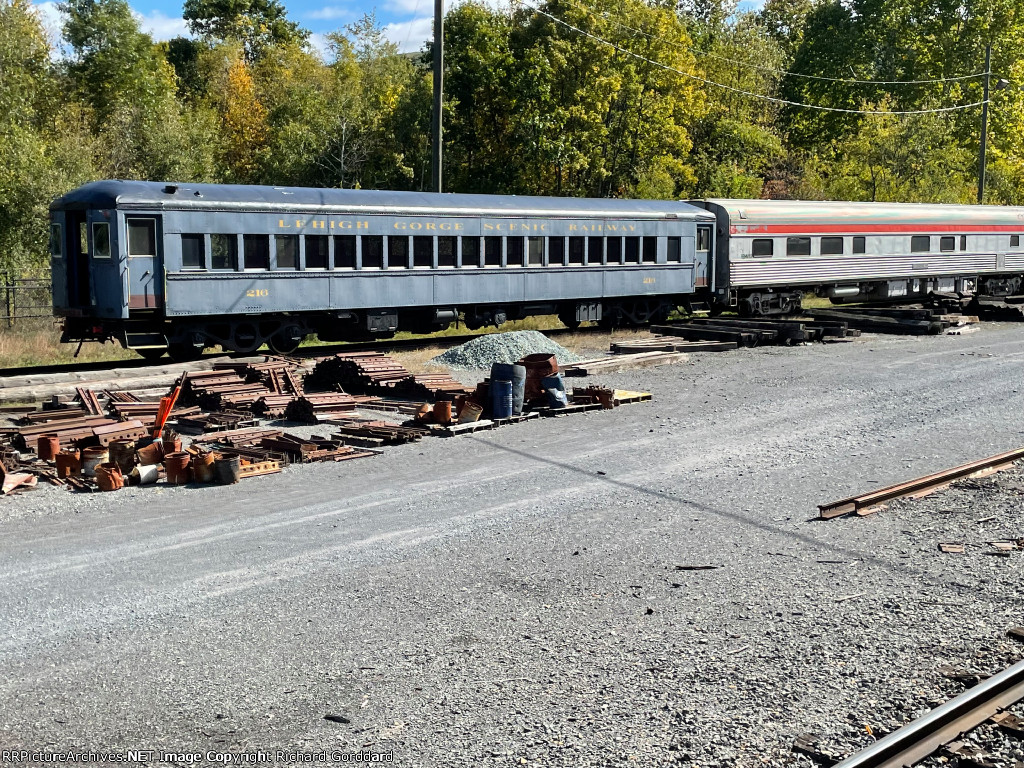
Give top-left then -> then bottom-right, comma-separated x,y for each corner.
818,447 -> 1024,518
832,657 -> 1024,767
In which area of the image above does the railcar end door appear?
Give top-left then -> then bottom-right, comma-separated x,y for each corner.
125,217 -> 163,310
696,225 -> 712,288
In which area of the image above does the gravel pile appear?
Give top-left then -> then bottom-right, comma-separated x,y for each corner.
431,330 -> 583,370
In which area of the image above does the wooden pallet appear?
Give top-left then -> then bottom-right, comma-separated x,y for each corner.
439,419 -> 496,436
613,389 -> 652,406
562,351 -> 688,376
611,337 -> 738,354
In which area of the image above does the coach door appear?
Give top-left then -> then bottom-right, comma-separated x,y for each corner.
65,211 -> 91,307
695,225 -> 712,288
126,216 -> 163,309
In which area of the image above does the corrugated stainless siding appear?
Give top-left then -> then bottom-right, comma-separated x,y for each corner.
730,253 -> 1001,287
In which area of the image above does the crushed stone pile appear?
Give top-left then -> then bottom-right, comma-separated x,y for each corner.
431,330 -> 583,370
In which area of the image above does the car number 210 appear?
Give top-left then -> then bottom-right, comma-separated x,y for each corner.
246,289 -> 269,298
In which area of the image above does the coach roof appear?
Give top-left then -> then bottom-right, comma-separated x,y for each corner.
53,180 -> 715,221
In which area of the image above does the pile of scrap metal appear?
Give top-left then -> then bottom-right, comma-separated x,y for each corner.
193,426 -> 377,465
306,352 -> 472,401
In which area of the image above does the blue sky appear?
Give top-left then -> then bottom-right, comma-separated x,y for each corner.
31,0 -> 762,58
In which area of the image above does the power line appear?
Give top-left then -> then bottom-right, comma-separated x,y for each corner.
517,1 -> 988,115
587,6 -> 985,86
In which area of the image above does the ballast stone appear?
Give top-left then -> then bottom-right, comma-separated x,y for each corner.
431,330 -> 583,370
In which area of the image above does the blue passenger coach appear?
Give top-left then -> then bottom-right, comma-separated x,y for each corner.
50,181 -> 716,360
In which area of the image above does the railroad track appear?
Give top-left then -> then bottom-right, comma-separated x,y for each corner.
0,324 -> 605,380
821,656 -> 1024,767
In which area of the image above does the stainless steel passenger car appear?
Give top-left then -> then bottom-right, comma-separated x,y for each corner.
50,181 -> 716,359
693,199 -> 1024,315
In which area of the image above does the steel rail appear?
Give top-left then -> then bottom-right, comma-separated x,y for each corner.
832,657 -> 1024,768
819,447 -> 1024,519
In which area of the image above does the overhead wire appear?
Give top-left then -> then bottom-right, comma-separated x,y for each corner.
586,6 -> 985,85
516,0 -> 988,115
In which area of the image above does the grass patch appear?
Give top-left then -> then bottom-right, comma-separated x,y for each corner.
0,321 -> 138,368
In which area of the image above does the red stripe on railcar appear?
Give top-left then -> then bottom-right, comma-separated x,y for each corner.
731,224 -> 1024,235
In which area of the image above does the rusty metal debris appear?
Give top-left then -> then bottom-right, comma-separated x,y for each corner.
819,447 -> 1024,519
3,348 -> 653,497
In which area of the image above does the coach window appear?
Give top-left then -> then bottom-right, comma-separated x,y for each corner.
362,235 -> 383,269
588,237 -> 604,265
50,224 -> 62,259
570,237 -> 586,265
548,237 -> 565,266
752,239 -> 773,257
786,237 -> 811,256
507,237 -> 525,267
181,234 -> 205,270
666,237 -> 681,263
607,237 -> 622,264
462,237 -> 480,267
853,236 -> 866,254
820,237 -> 844,255
940,236 -> 956,252
413,236 -> 433,268
911,235 -> 931,252
334,235 -> 356,269
305,235 -> 329,269
92,222 -> 111,259
484,236 -> 502,267
243,234 -> 270,270
641,237 -> 657,264
127,219 -> 155,259
960,235 -> 967,250
1013,235 -> 1021,248
275,234 -> 298,269
388,236 -> 409,268
211,234 -> 237,270
624,237 -> 640,264
527,236 -> 544,265
438,236 -> 456,268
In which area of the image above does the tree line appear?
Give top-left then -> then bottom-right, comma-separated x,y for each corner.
2,0 -> 1023,276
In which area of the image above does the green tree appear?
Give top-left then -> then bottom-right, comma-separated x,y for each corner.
183,0 -> 306,61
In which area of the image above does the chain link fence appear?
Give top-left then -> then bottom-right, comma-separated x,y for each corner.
1,274 -> 52,328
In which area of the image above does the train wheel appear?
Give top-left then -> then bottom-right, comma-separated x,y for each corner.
267,329 -> 302,356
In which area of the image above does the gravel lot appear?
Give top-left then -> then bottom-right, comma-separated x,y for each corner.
2,324 -> 1024,766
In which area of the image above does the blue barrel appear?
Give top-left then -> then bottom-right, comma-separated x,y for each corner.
541,374 -> 568,408
491,380 -> 514,419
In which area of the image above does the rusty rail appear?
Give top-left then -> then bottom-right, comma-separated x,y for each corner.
819,447 -> 1024,519
831,657 -> 1024,768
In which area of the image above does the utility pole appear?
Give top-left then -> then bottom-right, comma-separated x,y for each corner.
431,0 -> 443,194
977,44 -> 992,205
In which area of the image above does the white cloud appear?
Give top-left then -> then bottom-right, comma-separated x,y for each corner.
306,6 -> 353,21
383,16 -> 433,53
309,32 -> 333,59
133,9 -> 191,40
32,2 -> 65,46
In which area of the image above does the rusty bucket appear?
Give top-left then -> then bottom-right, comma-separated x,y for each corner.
37,434 -> 60,462
108,439 -> 137,473
520,353 -> 558,401
55,450 -> 81,478
191,451 -> 217,483
163,452 -> 192,485
433,400 -> 453,425
94,462 -> 124,492
161,429 -> 182,454
457,401 -> 483,423
136,440 -> 163,466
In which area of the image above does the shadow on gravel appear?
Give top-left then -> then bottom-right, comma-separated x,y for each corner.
469,436 -> 1024,610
